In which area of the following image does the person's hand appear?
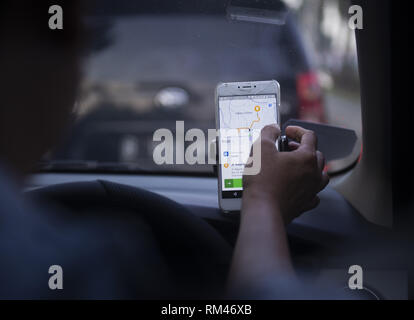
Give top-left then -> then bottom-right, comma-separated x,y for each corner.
243,124 -> 329,223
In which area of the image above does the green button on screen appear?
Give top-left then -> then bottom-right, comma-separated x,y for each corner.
233,179 -> 243,188
224,179 -> 233,188
224,179 -> 243,189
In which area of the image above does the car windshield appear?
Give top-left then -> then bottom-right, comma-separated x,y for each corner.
45,0 -> 361,175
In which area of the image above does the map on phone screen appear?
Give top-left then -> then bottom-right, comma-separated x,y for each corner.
219,94 -> 278,196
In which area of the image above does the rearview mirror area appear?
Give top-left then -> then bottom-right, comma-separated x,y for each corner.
227,0 -> 289,25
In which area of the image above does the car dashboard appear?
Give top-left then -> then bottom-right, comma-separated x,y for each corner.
25,173 -> 407,299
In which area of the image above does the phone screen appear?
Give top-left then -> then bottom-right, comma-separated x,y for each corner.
218,94 -> 278,199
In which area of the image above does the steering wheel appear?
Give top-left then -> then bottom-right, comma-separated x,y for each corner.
27,179 -> 232,298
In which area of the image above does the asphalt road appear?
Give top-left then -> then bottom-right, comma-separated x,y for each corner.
325,90 -> 362,138
324,90 -> 362,172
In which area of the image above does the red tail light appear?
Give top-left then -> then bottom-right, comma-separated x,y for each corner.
297,72 -> 325,123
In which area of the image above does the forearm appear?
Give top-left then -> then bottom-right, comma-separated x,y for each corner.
228,192 -> 296,291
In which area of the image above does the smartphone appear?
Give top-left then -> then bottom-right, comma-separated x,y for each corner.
215,80 -> 281,212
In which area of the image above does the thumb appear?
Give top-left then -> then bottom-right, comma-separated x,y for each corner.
260,124 -> 281,143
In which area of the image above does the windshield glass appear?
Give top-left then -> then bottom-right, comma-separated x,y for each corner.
46,0 -> 361,175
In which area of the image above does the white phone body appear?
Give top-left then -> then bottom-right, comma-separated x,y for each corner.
215,80 -> 281,213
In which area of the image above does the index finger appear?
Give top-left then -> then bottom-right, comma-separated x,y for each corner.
285,126 -> 317,151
